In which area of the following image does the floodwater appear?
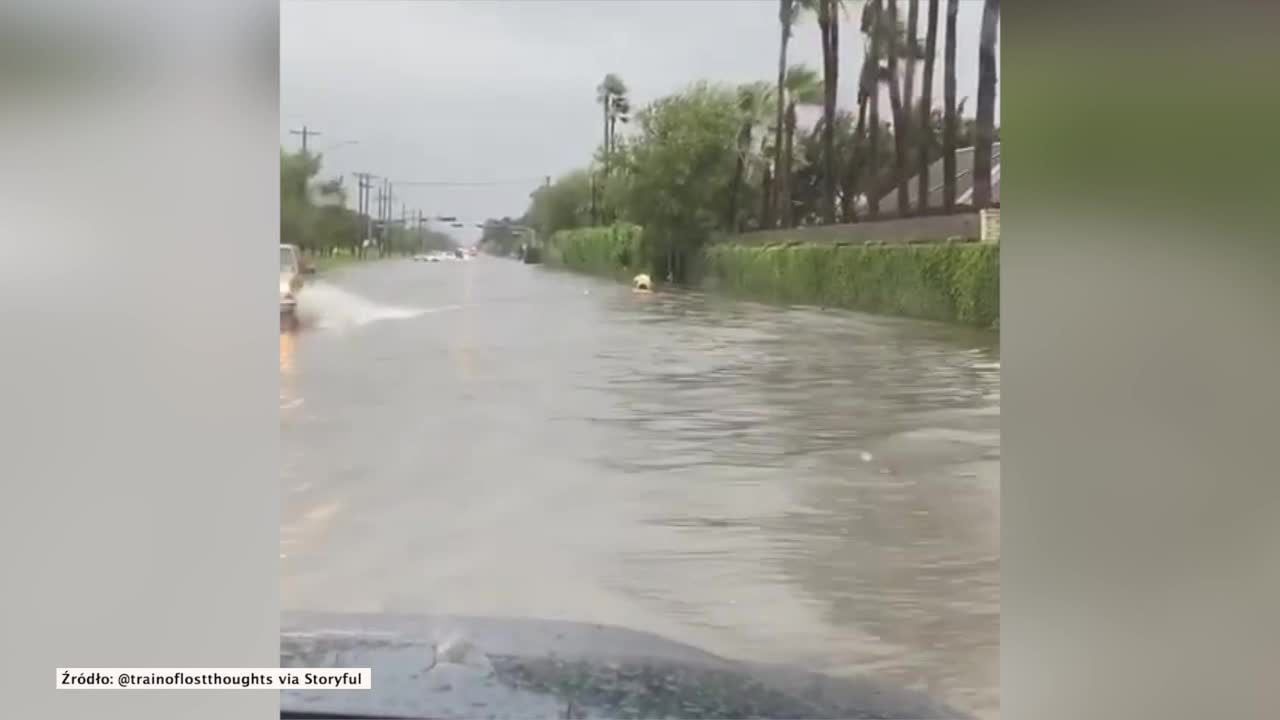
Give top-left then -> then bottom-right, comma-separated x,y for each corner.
280,257 -> 1000,719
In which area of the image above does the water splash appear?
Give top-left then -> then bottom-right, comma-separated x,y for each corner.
295,281 -> 459,331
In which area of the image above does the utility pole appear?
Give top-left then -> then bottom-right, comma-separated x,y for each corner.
376,182 -> 385,253
383,180 -> 393,251
400,203 -> 407,255
289,125 -> 321,154
355,174 -> 365,254
354,172 -> 378,254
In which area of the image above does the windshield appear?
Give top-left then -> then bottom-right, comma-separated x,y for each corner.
279,247 -> 298,273
280,2 -> 1000,719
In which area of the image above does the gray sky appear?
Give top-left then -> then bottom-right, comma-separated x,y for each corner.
282,0 -> 995,242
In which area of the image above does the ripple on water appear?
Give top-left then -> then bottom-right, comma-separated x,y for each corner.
281,262 -> 999,718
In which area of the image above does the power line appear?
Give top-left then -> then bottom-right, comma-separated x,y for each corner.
390,178 -> 546,187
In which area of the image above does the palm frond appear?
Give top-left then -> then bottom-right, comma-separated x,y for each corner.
784,64 -> 823,105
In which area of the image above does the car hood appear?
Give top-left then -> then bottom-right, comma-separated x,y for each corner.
280,611 -> 971,719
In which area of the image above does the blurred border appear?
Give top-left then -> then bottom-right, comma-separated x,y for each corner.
0,1 -> 279,718
4,2 -> 1280,719
1004,2 -> 1279,718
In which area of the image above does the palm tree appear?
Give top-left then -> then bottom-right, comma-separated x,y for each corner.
759,131 -> 777,230
883,0 -> 911,217
780,65 -> 823,228
917,0 -> 939,213
904,0 -> 920,103
942,0 -> 958,210
972,0 -> 999,208
610,94 -> 631,154
596,74 -> 628,223
841,1 -> 886,224
866,1 -> 883,219
902,0 -> 920,184
772,0 -> 798,227
596,73 -> 628,175
829,110 -> 860,221
816,0 -> 840,224
841,58 -> 876,223
728,82 -> 775,231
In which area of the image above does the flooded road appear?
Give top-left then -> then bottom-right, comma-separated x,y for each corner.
280,257 -> 999,718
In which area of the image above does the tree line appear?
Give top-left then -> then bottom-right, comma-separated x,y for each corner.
510,0 -> 999,279
281,149 -> 457,257
775,0 -> 1001,223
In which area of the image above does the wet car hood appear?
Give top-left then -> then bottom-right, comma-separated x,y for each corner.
280,611 -> 971,719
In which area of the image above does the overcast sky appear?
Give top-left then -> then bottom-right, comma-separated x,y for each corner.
281,0 -> 996,241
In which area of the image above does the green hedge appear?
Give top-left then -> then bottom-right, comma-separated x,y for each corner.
702,243 -> 1000,327
546,224 -> 999,327
547,224 -> 645,278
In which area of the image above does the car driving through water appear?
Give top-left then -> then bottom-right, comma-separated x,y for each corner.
280,244 -> 305,318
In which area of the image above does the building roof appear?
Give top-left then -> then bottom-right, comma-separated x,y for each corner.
872,142 -> 1000,212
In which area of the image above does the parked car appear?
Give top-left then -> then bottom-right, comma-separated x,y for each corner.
280,244 -> 304,316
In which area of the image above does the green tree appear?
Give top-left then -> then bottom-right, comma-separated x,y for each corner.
794,112 -> 855,225
972,0 -> 1000,208
280,149 -> 361,255
780,64 -> 822,228
728,82 -> 775,231
527,170 -> 593,238
479,217 -> 523,256
758,130 -> 777,230
617,83 -> 740,280
802,111 -> 900,225
280,150 -> 316,250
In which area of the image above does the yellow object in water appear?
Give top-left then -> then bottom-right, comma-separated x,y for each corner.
632,273 -> 652,292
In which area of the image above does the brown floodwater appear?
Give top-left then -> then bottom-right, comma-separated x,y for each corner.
281,256 -> 999,718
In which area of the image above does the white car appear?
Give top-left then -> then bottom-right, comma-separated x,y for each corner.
280,244 -> 305,315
